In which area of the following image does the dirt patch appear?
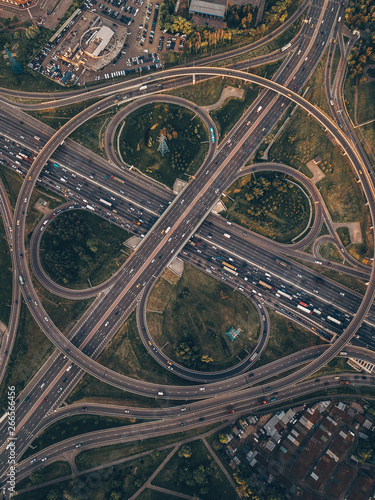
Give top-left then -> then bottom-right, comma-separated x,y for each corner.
332,222 -> 362,244
202,85 -> 245,112
306,160 -> 326,184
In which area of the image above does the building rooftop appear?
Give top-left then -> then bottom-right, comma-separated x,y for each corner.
189,0 -> 228,18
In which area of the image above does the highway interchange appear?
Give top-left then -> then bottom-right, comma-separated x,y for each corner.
1,0 -> 375,492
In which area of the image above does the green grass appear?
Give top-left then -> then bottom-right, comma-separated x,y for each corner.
307,357 -> 357,380
303,48 -> 330,115
0,166 -> 23,209
222,172 -> 311,243
153,439 -> 237,499
26,98 -> 102,130
269,106 -> 373,259
330,42 -> 341,84
356,81 -> 375,124
71,110 -> 115,158
17,450 -> 171,500
21,415 -> 135,461
167,77 -> 234,107
319,242 -> 343,264
0,305 -> 53,413
256,309 -> 324,368
147,264 -> 260,371
118,102 -> 209,188
337,226 -> 351,247
0,217 -> 12,325
210,85 -> 261,140
137,490 -> 182,500
359,122 -> 375,160
75,424 -> 219,471
16,461 -> 72,491
40,210 -> 131,288
92,311 -> 190,385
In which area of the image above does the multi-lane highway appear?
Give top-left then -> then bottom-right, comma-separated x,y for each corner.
0,0 -> 374,489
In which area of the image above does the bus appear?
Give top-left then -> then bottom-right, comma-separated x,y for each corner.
280,42 -> 292,52
222,262 -> 236,271
223,266 -> 239,276
210,127 -> 215,143
18,276 -> 24,285
276,259 -> 290,269
313,309 -> 322,315
259,280 -> 273,290
297,304 -> 312,314
327,315 -> 342,325
277,290 -> 292,300
86,205 -> 95,211
99,199 -> 112,207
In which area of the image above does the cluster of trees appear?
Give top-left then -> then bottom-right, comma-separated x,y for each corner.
176,445 -> 214,496
234,468 -> 284,499
355,434 -> 375,463
225,1 -> 255,29
158,0 -> 295,54
345,0 -> 375,81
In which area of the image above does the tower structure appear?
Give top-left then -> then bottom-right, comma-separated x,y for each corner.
157,133 -> 169,156
5,47 -> 22,74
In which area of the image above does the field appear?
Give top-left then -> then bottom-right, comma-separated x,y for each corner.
167,77 -> 227,106
17,450 -> 171,500
40,210 -> 131,288
153,439 -> 236,499
147,264 -> 260,371
210,85 -> 261,140
118,103 -> 209,188
16,462 -> 71,491
222,172 -> 311,243
256,309 -> 324,368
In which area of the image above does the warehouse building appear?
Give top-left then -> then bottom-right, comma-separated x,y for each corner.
189,0 -> 228,19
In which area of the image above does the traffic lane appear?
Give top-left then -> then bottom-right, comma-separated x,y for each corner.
13,372 -> 375,484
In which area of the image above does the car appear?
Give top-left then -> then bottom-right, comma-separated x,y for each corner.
57,387 -> 63,393
199,387 -> 205,391
105,321 -> 109,327
44,317 -> 49,322
43,397 -> 48,402
41,457 -> 47,462
124,409 -> 130,413
62,377 -> 67,382
75,443 -> 82,448
30,458 -> 36,463
181,407 -> 187,412
180,422 -> 185,426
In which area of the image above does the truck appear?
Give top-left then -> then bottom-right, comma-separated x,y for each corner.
86,205 -> 95,211
224,233 -> 231,238
165,227 -> 171,234
99,199 -> 112,207
280,42 -> 292,52
34,136 -> 41,141
140,85 -> 148,91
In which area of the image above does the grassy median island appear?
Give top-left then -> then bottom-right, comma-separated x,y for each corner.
222,172 -> 311,243
0,218 -> 12,325
40,210 -> 131,288
147,265 -> 260,372
118,102 -> 209,188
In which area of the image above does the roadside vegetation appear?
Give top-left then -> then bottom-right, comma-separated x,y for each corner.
75,424 -> 219,471
118,103 -> 209,188
0,305 -> 53,413
256,310 -> 324,368
222,172 -> 311,243
318,242 -> 343,263
147,264 -> 260,371
0,218 -> 12,325
21,415 -> 134,461
17,450 -> 171,500
16,462 -> 71,491
40,210 -> 131,288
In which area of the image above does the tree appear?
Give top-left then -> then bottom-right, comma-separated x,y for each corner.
219,433 -> 228,444
47,491 -> 60,500
29,471 -> 43,483
178,445 -> 192,458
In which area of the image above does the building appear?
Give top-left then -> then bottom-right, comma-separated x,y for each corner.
189,0 -> 228,19
1,0 -> 28,5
